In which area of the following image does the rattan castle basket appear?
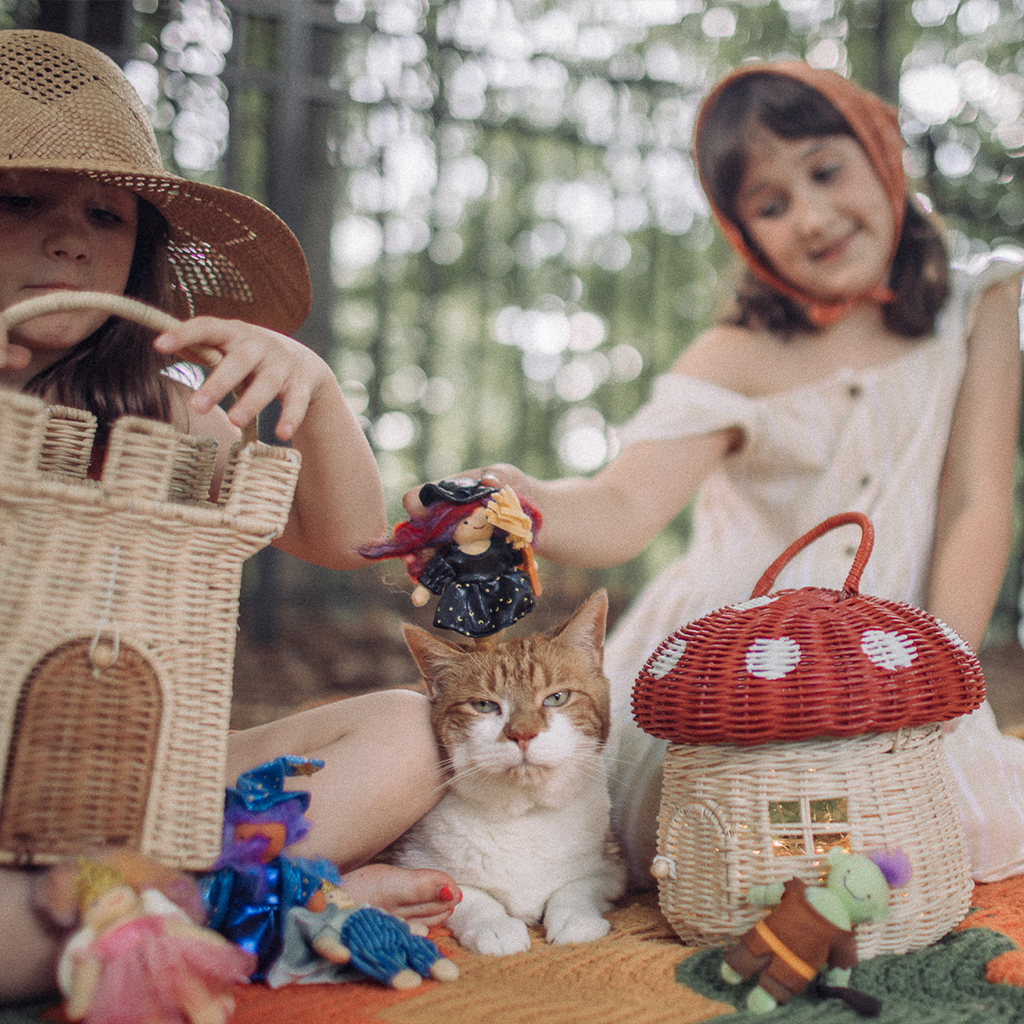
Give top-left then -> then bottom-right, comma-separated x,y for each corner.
632,512 -> 983,959
0,392 -> 300,870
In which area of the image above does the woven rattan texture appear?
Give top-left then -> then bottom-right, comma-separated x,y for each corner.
655,727 -> 972,959
633,587 -> 986,745
633,512 -> 985,746
0,391 -> 300,869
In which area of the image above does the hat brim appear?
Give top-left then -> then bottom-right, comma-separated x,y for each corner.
0,30 -> 311,334
419,479 -> 500,506
4,159 -> 312,334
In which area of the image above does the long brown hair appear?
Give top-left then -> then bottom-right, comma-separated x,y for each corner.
23,196 -> 178,441
696,73 -> 949,338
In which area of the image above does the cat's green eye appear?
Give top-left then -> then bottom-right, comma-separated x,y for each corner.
470,699 -> 500,714
543,691 -> 571,707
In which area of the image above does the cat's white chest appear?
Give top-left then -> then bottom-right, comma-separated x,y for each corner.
398,779 -> 615,923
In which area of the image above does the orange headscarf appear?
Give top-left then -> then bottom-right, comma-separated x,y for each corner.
693,61 -> 907,327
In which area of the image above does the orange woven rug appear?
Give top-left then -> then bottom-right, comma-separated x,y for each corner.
6,880 -> 1024,1024
230,891 -> 727,1024
224,879 -> 1024,1024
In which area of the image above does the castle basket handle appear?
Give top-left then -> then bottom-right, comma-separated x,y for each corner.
0,292 -> 223,369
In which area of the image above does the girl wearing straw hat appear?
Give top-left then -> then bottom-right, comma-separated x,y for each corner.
0,30 -> 456,1001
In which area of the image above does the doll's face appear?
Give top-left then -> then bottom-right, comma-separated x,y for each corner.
85,885 -> 141,931
826,852 -> 891,924
232,820 -> 288,862
733,130 -> 895,303
452,506 -> 493,546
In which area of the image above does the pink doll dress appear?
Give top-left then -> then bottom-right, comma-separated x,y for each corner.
602,249 -> 1024,886
66,893 -> 254,1024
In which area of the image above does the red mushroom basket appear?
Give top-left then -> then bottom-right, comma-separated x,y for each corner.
632,512 -> 981,958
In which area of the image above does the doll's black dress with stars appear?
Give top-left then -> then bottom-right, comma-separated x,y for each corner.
417,537 -> 533,637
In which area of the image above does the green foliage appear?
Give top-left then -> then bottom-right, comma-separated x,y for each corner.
14,0 -> 1024,611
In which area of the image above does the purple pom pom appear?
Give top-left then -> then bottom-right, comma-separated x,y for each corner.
868,848 -> 912,888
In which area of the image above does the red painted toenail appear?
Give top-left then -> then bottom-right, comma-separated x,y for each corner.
439,885 -> 454,902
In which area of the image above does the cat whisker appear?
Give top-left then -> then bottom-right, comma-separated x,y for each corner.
598,751 -> 645,770
437,761 -> 493,790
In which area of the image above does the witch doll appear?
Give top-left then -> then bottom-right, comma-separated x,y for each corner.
363,478 -> 542,639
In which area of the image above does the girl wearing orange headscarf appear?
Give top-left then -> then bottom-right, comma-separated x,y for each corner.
416,61 -> 1024,886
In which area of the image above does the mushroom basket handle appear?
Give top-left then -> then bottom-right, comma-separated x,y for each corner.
0,291 -> 223,368
750,511 -> 874,599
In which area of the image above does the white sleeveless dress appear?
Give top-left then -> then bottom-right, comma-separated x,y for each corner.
603,250 -> 1024,886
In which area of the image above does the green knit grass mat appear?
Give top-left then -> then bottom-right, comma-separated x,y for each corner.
677,927 -> 1024,1022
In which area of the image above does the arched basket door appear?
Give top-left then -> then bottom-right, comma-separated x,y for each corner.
0,637 -> 162,864
656,799 -> 736,942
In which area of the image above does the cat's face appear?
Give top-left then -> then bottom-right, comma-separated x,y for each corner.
403,591 -> 610,791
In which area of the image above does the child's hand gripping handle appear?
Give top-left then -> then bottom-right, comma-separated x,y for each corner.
0,292 -> 255,441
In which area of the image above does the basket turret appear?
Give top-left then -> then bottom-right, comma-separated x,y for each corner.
0,392 -> 300,870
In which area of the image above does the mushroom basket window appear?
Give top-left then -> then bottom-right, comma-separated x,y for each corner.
631,512 -> 984,959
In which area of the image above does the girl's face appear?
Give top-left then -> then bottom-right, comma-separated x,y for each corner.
733,129 -> 896,304
0,170 -> 138,368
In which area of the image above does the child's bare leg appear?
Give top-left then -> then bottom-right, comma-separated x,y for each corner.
226,689 -> 457,925
339,863 -> 461,927
0,868 -> 61,1002
0,690 -> 452,1002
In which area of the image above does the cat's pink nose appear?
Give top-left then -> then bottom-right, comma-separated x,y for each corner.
506,726 -> 538,751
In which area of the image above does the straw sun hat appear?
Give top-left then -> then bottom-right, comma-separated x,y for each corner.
0,29 -> 312,333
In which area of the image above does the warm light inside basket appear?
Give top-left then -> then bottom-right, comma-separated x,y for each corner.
767,796 -> 851,859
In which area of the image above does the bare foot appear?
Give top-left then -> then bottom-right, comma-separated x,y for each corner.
341,863 -> 460,928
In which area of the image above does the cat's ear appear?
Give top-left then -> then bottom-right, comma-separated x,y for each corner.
402,624 -> 470,693
550,589 -> 608,663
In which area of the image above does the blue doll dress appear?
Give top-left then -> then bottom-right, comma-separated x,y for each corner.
202,854 -> 335,979
417,536 -> 534,637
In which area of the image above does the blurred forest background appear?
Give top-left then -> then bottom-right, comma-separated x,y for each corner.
5,0 -> 1024,726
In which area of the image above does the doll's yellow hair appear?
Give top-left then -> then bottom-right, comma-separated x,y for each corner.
74,858 -> 127,914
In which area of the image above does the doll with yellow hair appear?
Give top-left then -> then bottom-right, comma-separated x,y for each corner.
56,857 -> 254,1024
362,478 -> 542,639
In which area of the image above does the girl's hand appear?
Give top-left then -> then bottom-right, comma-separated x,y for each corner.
153,317 -> 333,441
0,321 -> 37,374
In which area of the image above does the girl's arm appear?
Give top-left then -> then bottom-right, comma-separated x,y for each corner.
461,429 -> 736,568
927,273 -> 1023,652
155,318 -> 386,570
403,328 -> 744,569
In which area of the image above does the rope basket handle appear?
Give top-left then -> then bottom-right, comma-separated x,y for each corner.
0,292 -> 257,442
0,291 -> 223,368
750,511 -> 874,599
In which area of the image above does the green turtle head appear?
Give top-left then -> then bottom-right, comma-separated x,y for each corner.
824,848 -> 893,924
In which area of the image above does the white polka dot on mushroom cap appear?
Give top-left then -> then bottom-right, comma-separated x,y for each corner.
649,636 -> 687,679
935,620 -> 971,654
745,637 -> 801,680
729,595 -> 778,613
861,629 -> 917,670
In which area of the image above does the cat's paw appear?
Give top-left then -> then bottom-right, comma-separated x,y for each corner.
543,907 -> 611,945
457,915 -> 531,956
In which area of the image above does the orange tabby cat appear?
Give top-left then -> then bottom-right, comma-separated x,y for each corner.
396,591 -> 626,956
